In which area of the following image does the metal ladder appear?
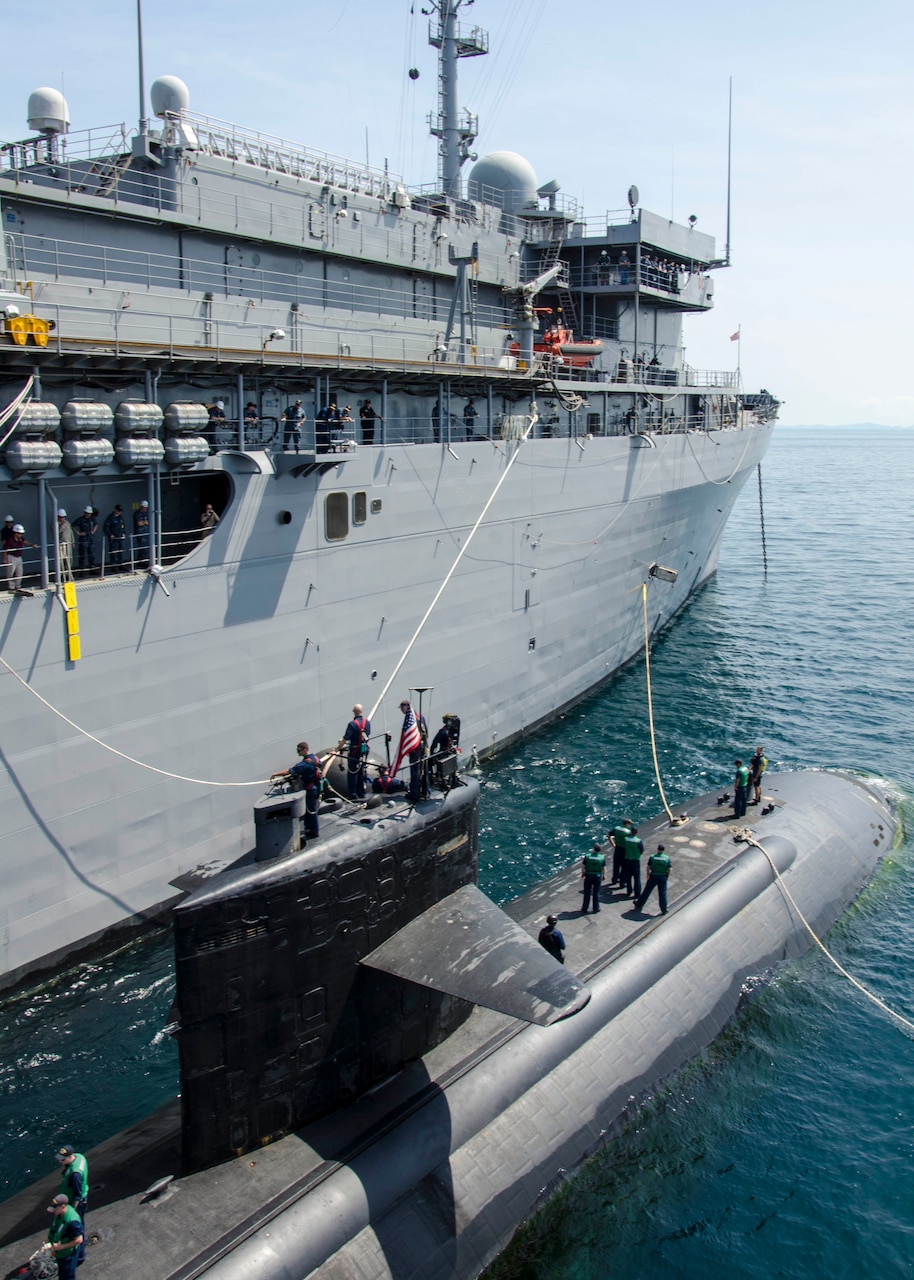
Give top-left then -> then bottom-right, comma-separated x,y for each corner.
539,231 -> 579,332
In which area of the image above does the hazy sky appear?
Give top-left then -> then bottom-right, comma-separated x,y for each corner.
3,0 -> 912,424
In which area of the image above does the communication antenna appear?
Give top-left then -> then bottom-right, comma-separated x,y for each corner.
136,0 -> 148,137
724,77 -> 732,266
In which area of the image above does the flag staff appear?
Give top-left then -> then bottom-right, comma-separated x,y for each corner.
730,324 -> 741,384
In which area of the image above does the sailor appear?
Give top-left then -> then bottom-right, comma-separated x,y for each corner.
462,398 -> 478,439
634,844 -> 672,914
621,826 -> 644,899
207,400 -> 227,453
580,842 -> 606,914
5,523 -> 37,591
341,703 -> 371,800
286,742 -> 322,839
243,401 -> 259,425
431,400 -> 441,443
72,506 -> 97,575
56,510 -> 75,582
538,914 -> 566,964
54,1143 -> 89,1224
733,758 -> 750,818
103,504 -> 127,571
359,399 -> 380,445
749,745 -> 767,805
133,500 -> 150,565
609,817 -> 634,886
45,1195 -> 84,1280
201,503 -> 220,531
372,764 -> 408,794
596,249 -> 612,284
315,399 -> 339,453
429,713 -> 459,789
1,515 -> 14,573
281,398 -> 305,452
395,699 -> 426,801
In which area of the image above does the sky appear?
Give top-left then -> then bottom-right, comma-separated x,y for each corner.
2,0 -> 913,424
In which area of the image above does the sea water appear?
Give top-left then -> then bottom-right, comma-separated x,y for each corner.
2,427 -> 913,1277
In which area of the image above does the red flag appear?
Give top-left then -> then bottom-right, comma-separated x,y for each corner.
730,328 -> 741,341
393,704 -> 422,776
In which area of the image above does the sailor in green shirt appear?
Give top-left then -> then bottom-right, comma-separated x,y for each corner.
55,1143 -> 89,1220
635,844 -> 672,914
608,818 -> 633,886
622,827 -> 644,899
46,1194 -> 84,1280
581,843 -> 606,913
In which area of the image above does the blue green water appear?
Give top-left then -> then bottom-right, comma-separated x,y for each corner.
2,427 -> 913,1276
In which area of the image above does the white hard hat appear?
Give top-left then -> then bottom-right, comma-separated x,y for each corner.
13,523 -> 24,533
4,515 -> 12,522
58,508 -> 67,517
140,500 -> 148,508
83,505 -> 93,514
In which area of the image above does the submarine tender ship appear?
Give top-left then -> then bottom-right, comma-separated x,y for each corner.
0,0 -> 777,990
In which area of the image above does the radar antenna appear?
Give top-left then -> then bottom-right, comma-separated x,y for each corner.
424,0 -> 488,198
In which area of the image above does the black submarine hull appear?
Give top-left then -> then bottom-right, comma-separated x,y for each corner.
0,769 -> 899,1280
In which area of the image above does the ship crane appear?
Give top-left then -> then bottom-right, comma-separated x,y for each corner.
506,262 -> 564,367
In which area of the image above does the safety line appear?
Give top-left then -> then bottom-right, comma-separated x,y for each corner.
641,581 -> 676,824
0,653 -> 271,787
743,829 -> 914,1035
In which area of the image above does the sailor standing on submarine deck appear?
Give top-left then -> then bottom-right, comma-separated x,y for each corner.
285,742 -> 322,839
581,843 -> 605,914
635,844 -> 672,915
342,704 -> 371,800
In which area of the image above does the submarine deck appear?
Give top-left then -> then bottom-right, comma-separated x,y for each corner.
0,783 -> 786,1277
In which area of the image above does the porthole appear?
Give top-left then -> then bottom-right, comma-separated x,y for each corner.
370,498 -> 382,514
278,510 -> 292,525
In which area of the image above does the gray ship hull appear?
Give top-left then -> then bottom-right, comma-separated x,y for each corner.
0,423 -> 770,987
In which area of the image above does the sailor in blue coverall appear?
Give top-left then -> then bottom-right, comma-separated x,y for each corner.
288,742 -> 322,838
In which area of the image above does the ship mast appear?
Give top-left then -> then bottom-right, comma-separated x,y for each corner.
425,0 -> 488,198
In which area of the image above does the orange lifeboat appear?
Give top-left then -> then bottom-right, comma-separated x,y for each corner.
510,325 -> 603,368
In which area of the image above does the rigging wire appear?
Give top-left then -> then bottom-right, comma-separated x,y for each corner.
640,581 -> 677,825
368,405 -> 538,723
0,653 -> 272,787
0,376 -> 35,451
740,829 -> 914,1036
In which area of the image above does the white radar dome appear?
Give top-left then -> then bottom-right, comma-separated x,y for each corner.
27,88 -> 70,135
467,151 -> 538,212
151,76 -> 191,117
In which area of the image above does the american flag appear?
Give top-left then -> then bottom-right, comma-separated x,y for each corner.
393,704 -> 422,777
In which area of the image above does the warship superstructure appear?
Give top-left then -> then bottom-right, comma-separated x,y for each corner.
0,1 -> 777,989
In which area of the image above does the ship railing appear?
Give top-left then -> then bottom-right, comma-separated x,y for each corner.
181,112 -> 402,199
0,124 -> 131,171
6,291 -> 527,374
5,230 -> 514,330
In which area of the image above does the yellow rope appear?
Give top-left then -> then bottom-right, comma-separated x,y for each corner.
641,581 -> 676,824
0,653 -> 272,787
743,830 -> 914,1035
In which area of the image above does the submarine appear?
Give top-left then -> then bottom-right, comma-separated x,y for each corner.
0,764 -> 899,1280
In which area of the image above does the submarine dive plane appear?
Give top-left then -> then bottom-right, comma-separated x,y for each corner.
0,766 -> 899,1280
